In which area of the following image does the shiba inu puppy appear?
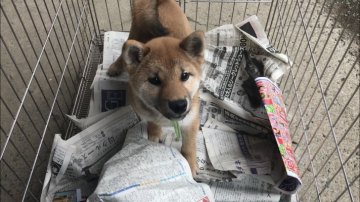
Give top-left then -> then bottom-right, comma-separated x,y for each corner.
107,0 -> 205,176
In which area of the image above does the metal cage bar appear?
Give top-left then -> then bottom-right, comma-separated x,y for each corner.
1,0 -> 358,201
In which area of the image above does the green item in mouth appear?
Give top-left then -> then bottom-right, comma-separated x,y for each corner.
171,121 -> 181,141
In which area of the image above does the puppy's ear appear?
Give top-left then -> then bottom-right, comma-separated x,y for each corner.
122,40 -> 150,71
180,31 -> 206,64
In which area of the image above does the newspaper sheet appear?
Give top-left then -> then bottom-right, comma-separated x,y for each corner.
232,171 -> 274,185
280,193 -> 297,202
88,126 -> 215,202
203,118 -> 283,186
201,15 -> 290,124
40,134 -> 98,202
199,90 -> 274,140
88,64 -> 130,117
123,122 -> 234,182
66,106 -> 138,178
203,117 -> 236,132
197,122 -> 284,201
67,107 -> 122,130
102,31 -> 129,70
121,124 -> 284,202
255,77 -> 302,194
41,106 -> 139,201
205,175 -> 281,202
41,134 -> 61,202
202,127 -> 274,175
231,148 -> 284,186
234,15 -> 291,66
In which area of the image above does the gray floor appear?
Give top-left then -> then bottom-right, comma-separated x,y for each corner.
1,0 -> 359,201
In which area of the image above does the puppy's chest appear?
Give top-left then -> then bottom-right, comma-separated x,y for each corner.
140,111 -> 172,127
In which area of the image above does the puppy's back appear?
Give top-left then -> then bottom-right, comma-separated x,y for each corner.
129,0 -> 192,43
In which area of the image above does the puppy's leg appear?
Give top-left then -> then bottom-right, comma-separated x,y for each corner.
147,121 -> 163,143
107,54 -> 126,76
181,119 -> 199,177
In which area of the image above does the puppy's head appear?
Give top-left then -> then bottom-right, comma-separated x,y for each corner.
122,31 -> 205,121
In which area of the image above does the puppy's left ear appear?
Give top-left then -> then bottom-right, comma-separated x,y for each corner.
180,31 -> 206,64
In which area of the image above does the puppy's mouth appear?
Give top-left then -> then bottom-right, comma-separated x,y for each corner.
167,114 -> 187,121
155,107 -> 189,121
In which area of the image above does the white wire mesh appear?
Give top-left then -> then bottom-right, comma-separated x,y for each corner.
0,0 -> 358,201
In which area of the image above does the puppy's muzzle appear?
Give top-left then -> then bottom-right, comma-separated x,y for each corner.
168,99 -> 187,115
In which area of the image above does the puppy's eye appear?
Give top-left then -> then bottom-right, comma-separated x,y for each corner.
149,76 -> 161,85
181,72 -> 190,82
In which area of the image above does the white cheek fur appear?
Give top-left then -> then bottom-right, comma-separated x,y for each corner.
185,79 -> 199,113
180,108 -> 196,127
190,81 -> 200,98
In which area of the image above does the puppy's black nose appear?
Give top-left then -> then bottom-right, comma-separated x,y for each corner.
168,99 -> 187,114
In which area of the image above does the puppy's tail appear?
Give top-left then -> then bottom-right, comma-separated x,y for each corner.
131,0 -> 169,38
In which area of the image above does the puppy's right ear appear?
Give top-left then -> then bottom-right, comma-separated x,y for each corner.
122,40 -> 150,71
180,31 -> 206,65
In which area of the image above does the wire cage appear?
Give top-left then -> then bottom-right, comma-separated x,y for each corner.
0,0 -> 359,201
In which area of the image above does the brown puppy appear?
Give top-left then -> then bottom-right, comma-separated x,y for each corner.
107,0 -> 205,176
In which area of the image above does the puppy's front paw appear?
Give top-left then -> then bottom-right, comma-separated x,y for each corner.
147,122 -> 163,143
148,132 -> 163,143
107,63 -> 123,77
182,153 -> 199,177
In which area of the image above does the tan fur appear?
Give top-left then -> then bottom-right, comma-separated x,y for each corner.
108,0 -> 205,177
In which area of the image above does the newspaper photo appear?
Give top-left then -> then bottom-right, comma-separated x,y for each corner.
52,189 -> 81,202
87,32 -> 131,117
88,64 -> 130,117
43,178 -> 98,202
88,126 -> 215,202
201,15 -> 290,123
102,31 -> 129,70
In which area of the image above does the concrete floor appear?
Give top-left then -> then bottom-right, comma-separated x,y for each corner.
1,0 -> 359,201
